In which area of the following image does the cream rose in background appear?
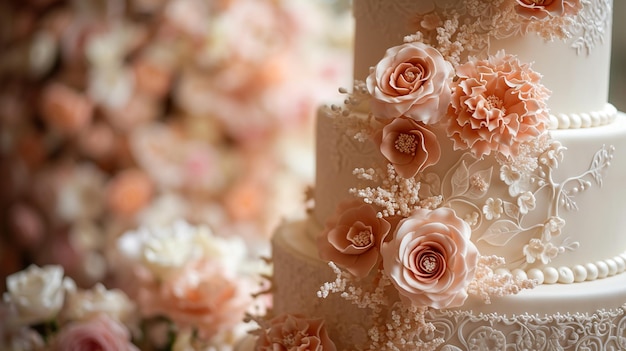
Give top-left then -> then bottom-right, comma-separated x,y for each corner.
381,207 -> 479,309
366,42 -> 454,124
2,265 -> 71,328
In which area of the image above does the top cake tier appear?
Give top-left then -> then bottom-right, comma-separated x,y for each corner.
353,0 -> 614,126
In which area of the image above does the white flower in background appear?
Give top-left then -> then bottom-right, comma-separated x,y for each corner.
87,65 -> 135,109
56,164 -> 107,222
117,220 -> 247,280
61,280 -> 137,328
2,265 -> 72,327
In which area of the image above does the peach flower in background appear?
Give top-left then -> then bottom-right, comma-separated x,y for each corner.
366,41 -> 454,124
381,207 -> 479,309
137,258 -> 253,339
446,51 -> 551,158
105,168 -> 154,218
50,314 -> 138,351
255,313 -> 337,351
39,82 -> 93,135
317,200 -> 391,278
376,116 -> 441,179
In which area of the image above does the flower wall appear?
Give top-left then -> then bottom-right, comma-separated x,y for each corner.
0,0 -> 352,349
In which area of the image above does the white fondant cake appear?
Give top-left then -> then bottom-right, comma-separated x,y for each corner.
249,0 -> 626,350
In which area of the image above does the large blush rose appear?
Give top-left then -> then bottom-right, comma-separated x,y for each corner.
375,116 -> 441,178
366,42 -> 453,124
446,51 -> 551,158
381,208 -> 478,309
255,314 -> 336,351
317,200 -> 391,278
50,314 -> 138,351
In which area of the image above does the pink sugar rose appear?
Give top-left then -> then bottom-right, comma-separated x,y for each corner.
317,200 -> 391,278
50,314 -> 138,351
515,0 -> 582,19
375,116 -> 441,179
366,42 -> 453,124
255,314 -> 337,351
138,259 -> 252,339
381,207 -> 479,309
446,51 -> 551,158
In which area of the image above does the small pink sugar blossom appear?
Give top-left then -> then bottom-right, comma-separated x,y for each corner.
446,51 -> 551,158
381,207 -> 479,309
515,0 -> 582,19
366,41 -> 453,124
317,200 -> 391,278
49,314 -> 138,351
137,258 -> 252,340
375,116 -> 441,178
255,314 -> 337,351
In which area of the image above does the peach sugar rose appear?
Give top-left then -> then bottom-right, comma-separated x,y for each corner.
515,0 -> 582,19
376,116 -> 441,179
255,313 -> 336,351
381,207 -> 478,309
366,41 -> 453,124
446,51 -> 551,159
317,200 -> 391,278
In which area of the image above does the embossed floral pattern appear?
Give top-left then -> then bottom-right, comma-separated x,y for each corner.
366,42 -> 454,124
317,200 -> 391,278
446,51 -> 551,158
381,207 -> 479,309
375,116 -> 441,178
255,313 -> 337,351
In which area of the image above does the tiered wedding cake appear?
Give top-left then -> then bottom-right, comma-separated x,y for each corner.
250,0 -> 626,350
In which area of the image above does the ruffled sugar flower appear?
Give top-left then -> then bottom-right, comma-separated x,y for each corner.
317,200 -> 391,278
515,0 -> 582,19
446,51 -> 551,158
366,41 -> 454,124
381,208 -> 479,309
255,314 -> 337,351
375,116 -> 441,178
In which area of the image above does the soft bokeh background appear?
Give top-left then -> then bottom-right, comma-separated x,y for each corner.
610,0 -> 626,111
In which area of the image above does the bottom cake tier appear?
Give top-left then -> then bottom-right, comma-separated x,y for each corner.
267,219 -> 626,351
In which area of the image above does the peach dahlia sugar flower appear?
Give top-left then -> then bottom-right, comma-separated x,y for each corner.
381,207 -> 479,309
317,200 -> 391,278
366,41 -> 454,124
255,313 -> 336,351
446,51 -> 551,159
375,116 -> 441,179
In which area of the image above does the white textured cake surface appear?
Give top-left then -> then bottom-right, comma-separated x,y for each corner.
272,219 -> 626,350
353,0 -> 614,122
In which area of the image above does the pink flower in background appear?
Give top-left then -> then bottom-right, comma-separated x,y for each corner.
255,314 -> 337,351
366,42 -> 454,124
317,200 -> 391,278
447,51 -> 551,158
381,208 -> 478,309
376,116 -> 441,179
137,258 -> 252,339
39,82 -> 93,134
50,314 -> 138,351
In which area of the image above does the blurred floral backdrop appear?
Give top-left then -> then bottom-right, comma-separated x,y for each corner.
0,0 -> 352,349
